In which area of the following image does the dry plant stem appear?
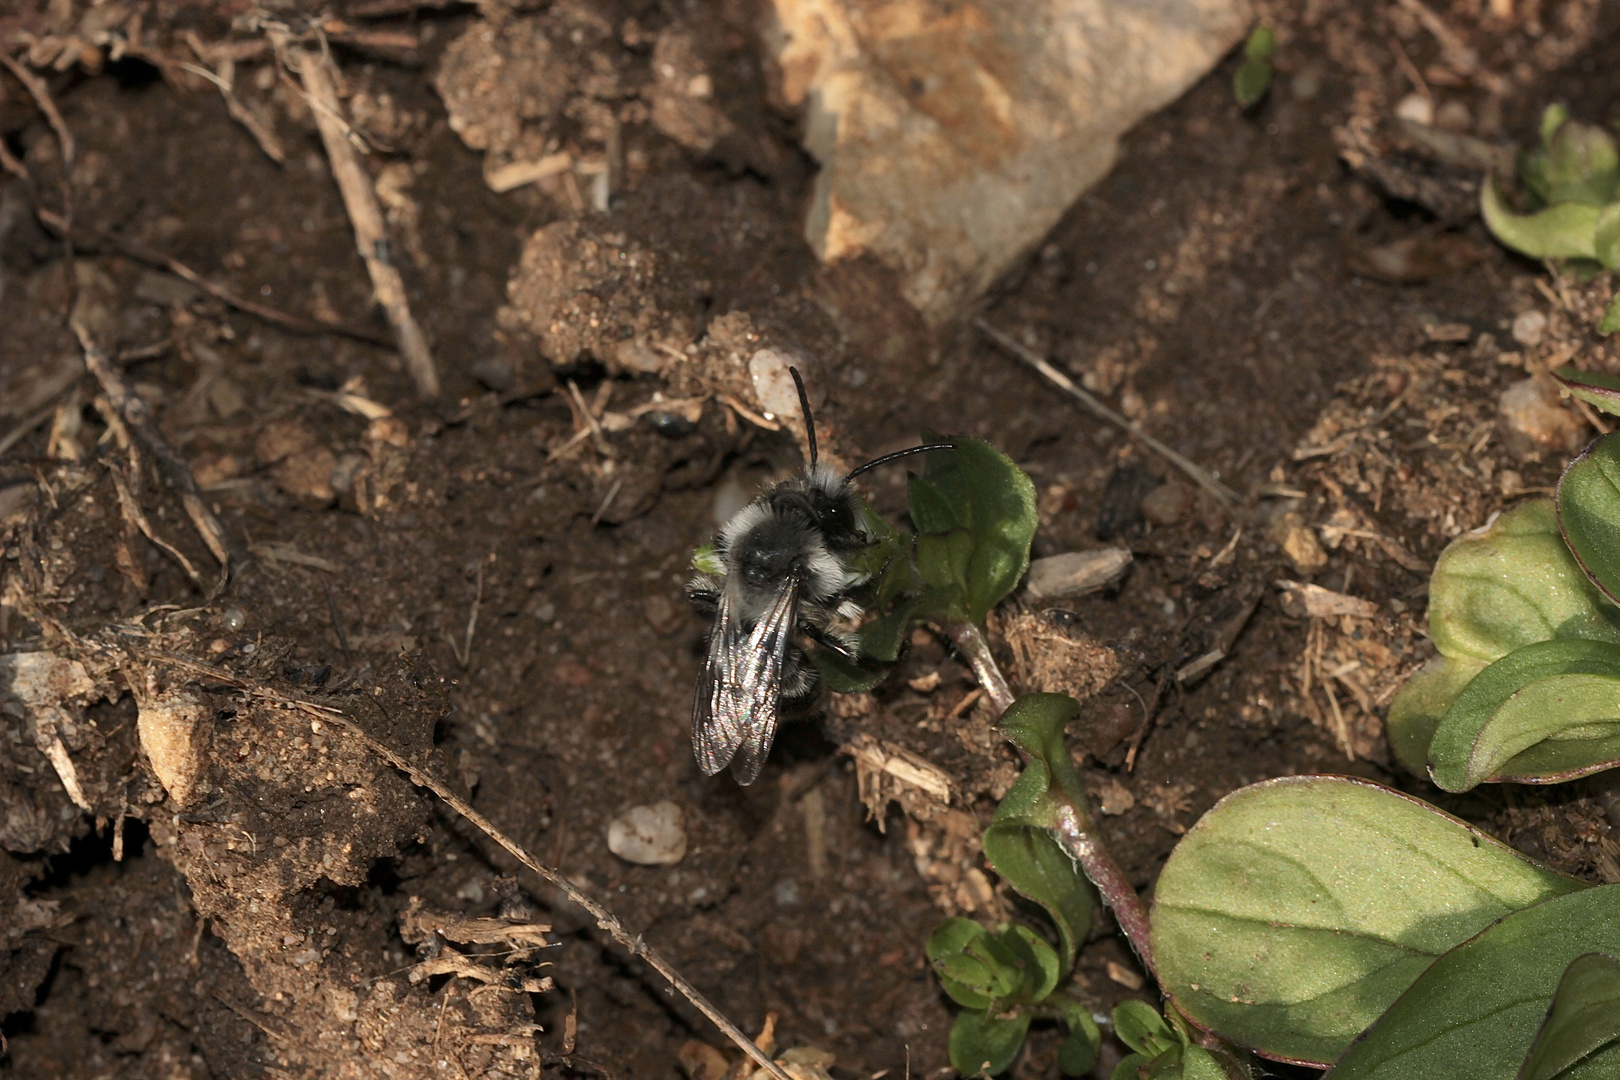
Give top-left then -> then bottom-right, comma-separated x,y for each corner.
946,621 -> 1157,977
292,48 -> 440,399
976,319 -> 1240,507
77,327 -> 234,589
33,206 -> 391,346
325,713 -> 795,1080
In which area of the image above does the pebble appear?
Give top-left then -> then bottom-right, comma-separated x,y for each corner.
749,348 -> 806,424
607,801 -> 687,865
1394,92 -> 1434,126
1499,377 -> 1582,452
1141,481 -> 1190,525
138,689 -> 212,808
1512,310 -> 1547,347
1024,548 -> 1132,600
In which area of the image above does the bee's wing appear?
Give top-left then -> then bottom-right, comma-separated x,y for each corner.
693,582 -> 749,776
691,574 -> 799,785
727,576 -> 799,786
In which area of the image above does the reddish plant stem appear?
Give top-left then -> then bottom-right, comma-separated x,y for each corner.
946,620 -> 1157,978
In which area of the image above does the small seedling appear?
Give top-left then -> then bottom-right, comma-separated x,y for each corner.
1232,27 -> 1275,109
1481,104 -> 1620,332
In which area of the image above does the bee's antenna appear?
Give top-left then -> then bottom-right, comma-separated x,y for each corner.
789,365 -> 818,468
846,443 -> 956,480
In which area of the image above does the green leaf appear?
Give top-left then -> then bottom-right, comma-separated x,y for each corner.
1560,431 -> 1620,605
1332,886 -> 1620,1080
691,543 -> 724,576
949,1009 -> 1031,1077
1594,204 -> 1620,270
1115,999 -> 1177,1057
917,529 -> 975,599
1427,499 -> 1620,664
1001,924 -> 1062,1003
1058,1005 -> 1102,1076
1151,777 -> 1588,1067
1602,294 -> 1620,336
927,918 -> 1004,1009
806,643 -> 889,694
1428,638 -> 1620,792
1244,25 -> 1276,61
1542,118 -> 1620,206
1386,655 -> 1488,776
982,823 -> 1096,971
1233,58 -> 1272,109
909,438 -> 1038,625
1552,366 -> 1620,417
1542,104 -> 1572,149
856,591 -> 928,664
1516,952 -> 1620,1080
1481,178 -> 1601,260
994,694 -> 1091,830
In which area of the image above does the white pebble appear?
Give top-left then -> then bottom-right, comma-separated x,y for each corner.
1512,310 -> 1547,347
1394,93 -> 1434,127
749,348 -> 805,425
607,801 -> 687,865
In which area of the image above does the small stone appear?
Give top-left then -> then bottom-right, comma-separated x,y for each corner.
255,419 -> 337,504
748,348 -> 806,425
1499,377 -> 1582,452
1106,959 -> 1145,990
1394,92 -> 1434,126
1269,511 -> 1328,574
1095,778 -> 1135,815
137,689 -> 212,808
365,416 -> 410,447
644,592 -> 681,634
677,1040 -> 729,1080
1141,481 -> 1190,526
1024,548 -> 1132,600
1435,99 -> 1472,132
614,338 -> 665,374
1512,310 -> 1547,347
607,801 -> 687,865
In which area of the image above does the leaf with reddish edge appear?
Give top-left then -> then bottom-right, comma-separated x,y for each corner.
1151,776 -> 1586,1068
1553,365 -> 1620,418
1557,431 -> 1620,605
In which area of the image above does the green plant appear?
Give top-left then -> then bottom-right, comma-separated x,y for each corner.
1383,378 -> 1620,788
1480,104 -> 1620,332
1232,27 -> 1275,109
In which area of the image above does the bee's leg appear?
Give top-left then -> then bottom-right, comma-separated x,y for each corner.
781,644 -> 817,701
802,621 -> 861,664
686,574 -> 721,617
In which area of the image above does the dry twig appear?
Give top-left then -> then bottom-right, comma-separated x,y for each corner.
285,44 -> 440,398
977,319 -> 1240,507
77,326 -> 234,593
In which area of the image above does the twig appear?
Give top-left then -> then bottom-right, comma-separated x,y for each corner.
332,715 -> 792,1079
77,326 -> 234,593
108,468 -> 209,590
31,206 -> 391,346
0,53 -> 75,281
945,619 -> 1156,977
977,320 -> 1240,507
182,32 -> 287,165
0,401 -> 60,458
288,46 -> 440,398
127,647 -> 793,1079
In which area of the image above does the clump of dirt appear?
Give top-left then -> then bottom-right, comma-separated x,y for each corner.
4,1 -> 1620,1079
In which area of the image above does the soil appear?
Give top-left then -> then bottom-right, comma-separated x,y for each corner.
4,1 -> 1620,1079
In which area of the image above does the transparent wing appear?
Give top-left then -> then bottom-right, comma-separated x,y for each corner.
692,583 -> 748,776
727,578 -> 799,785
690,575 -> 799,784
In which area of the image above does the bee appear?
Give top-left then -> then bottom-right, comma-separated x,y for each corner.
688,368 -> 949,784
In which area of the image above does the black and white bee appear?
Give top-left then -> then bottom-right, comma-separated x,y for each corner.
688,369 -> 948,784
